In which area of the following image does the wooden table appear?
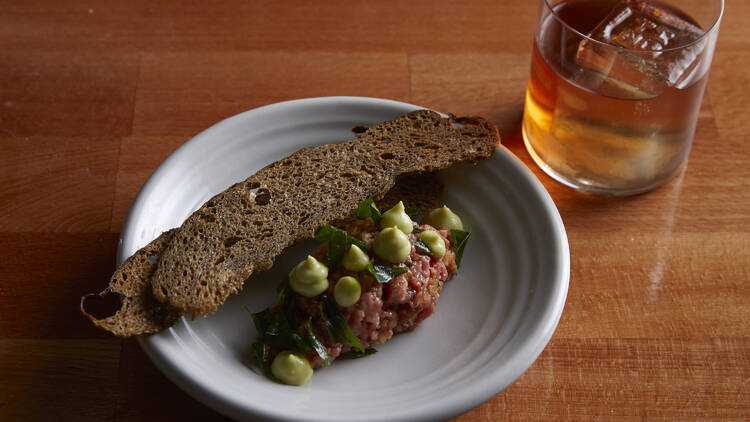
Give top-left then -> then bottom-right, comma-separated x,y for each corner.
1,0 -> 748,420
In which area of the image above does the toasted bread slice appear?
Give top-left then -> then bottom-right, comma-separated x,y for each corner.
80,175 -> 444,338
151,110 -> 499,315
82,110 -> 500,337
80,229 -> 181,337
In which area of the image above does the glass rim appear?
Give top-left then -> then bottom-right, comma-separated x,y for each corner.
542,0 -> 725,54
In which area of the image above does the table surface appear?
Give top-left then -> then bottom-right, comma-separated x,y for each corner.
1,0 -> 748,420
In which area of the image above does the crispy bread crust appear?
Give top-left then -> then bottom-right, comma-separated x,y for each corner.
81,110 -> 500,337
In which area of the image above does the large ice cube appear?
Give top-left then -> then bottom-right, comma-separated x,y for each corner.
576,0 -> 705,96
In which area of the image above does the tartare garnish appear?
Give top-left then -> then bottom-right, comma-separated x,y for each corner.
249,199 -> 470,385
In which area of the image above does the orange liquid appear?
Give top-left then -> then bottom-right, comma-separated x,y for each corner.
522,0 -> 708,194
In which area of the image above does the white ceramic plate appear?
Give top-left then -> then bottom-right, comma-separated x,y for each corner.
121,97 -> 569,422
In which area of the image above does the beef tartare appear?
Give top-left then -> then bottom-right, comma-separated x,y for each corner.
250,199 -> 470,386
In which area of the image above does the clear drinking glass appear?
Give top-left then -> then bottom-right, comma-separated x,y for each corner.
522,0 -> 724,195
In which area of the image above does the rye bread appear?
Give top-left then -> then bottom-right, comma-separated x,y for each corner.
80,229 -> 181,337
151,110 -> 499,315
80,174 -> 444,338
82,109 -> 500,337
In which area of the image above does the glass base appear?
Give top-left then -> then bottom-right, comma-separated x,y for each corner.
521,123 -> 682,196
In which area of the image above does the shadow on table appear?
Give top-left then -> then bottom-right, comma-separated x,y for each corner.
115,340 -> 231,421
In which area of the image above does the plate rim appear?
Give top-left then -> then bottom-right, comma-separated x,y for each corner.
122,96 -> 569,422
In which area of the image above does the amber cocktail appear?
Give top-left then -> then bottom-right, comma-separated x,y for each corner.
523,0 -> 723,195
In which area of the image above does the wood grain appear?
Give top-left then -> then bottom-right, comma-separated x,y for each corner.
0,339 -> 121,420
0,1 -> 536,54
456,338 -> 750,421
132,52 -> 411,136
557,232 -> 750,339
0,233 -> 119,339
1,0 -> 748,420
410,53 -> 531,135
114,341 -> 227,421
0,52 -> 139,137
0,137 -> 120,232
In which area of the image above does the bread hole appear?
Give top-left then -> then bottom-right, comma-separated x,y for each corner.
223,236 -> 243,247
380,153 -> 395,160
255,189 -> 271,205
247,181 -> 260,190
200,213 -> 216,223
147,255 -> 158,264
427,145 -> 440,150
414,142 -> 426,147
122,273 -> 128,280
82,292 -> 123,319
352,126 -> 367,134
382,137 -> 391,144
206,201 -> 215,208
298,214 -> 310,224
253,220 -> 263,226
248,185 -> 260,200
182,270 -> 187,276
215,256 -> 225,265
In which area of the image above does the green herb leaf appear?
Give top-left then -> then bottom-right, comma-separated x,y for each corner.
314,224 -> 369,269
368,261 -> 408,284
317,304 -> 337,343
251,341 -> 270,376
356,198 -> 381,225
263,279 -> 316,351
404,207 -> 421,219
249,308 -> 272,340
263,315 -> 311,352
303,318 -> 331,368
414,239 -> 433,256
327,229 -> 350,270
338,347 -> 378,359
277,277 -> 298,328
264,313 -> 283,337
313,224 -> 338,243
290,331 -> 311,353
449,229 -> 470,268
322,297 -> 364,352
263,314 -> 293,348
